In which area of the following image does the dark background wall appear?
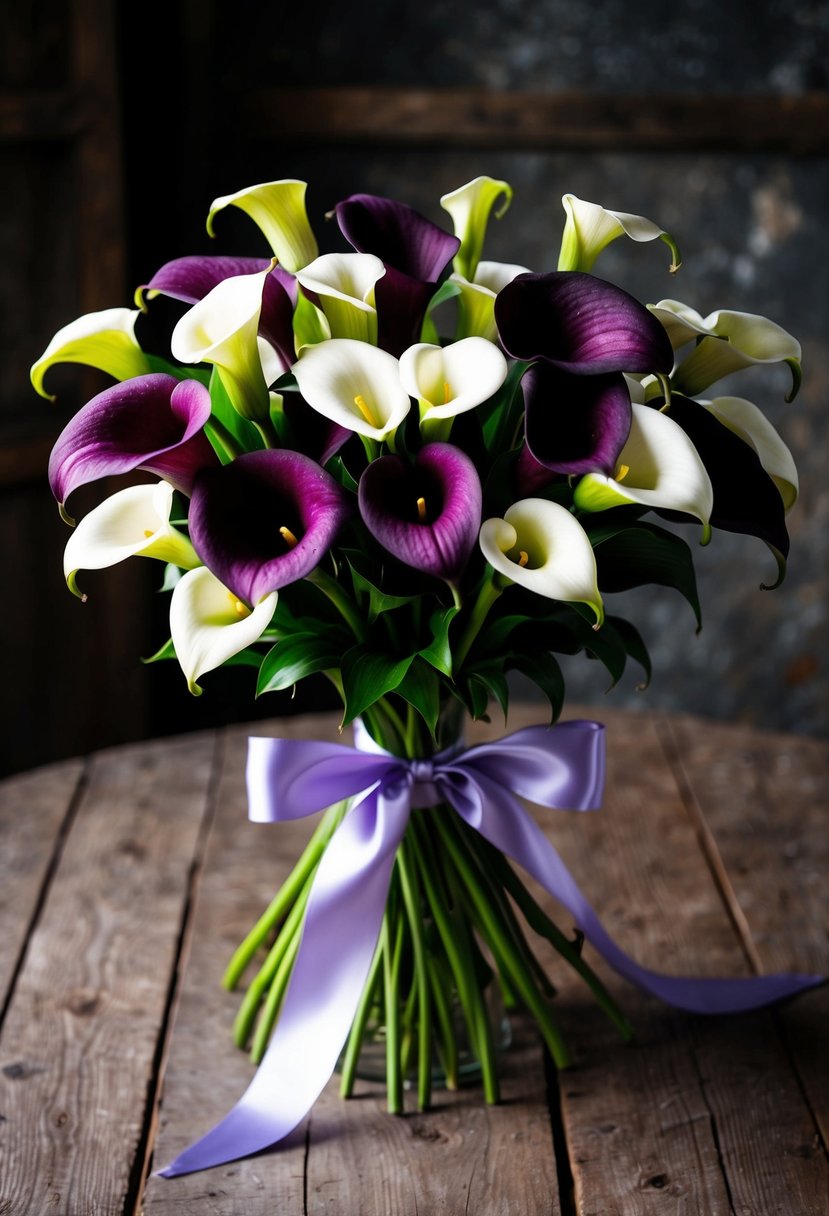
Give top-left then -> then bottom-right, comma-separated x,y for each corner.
2,0 -> 827,775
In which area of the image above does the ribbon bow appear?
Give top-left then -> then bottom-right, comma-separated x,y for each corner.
160,720 -> 821,1178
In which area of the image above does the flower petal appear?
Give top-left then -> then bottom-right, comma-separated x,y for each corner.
188,449 -> 350,605
333,193 -> 459,283
480,499 -> 603,624
522,363 -> 632,476
295,252 -> 384,343
440,176 -> 512,281
703,395 -> 798,512
293,339 -> 410,440
48,373 -> 217,506
170,566 -> 277,694
206,180 -> 318,272
451,262 -> 531,341
31,309 -> 151,400
495,272 -> 674,374
63,481 -> 199,598
358,443 -> 482,581
557,194 -> 680,273
136,255 -> 272,307
400,337 -> 508,423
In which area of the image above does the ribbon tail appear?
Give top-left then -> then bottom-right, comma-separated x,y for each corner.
458,776 -> 823,1015
158,786 -> 410,1177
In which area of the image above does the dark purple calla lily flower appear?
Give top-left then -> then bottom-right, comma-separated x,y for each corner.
495,271 -> 674,374
140,256 -> 298,374
48,373 -> 218,506
358,443 -> 481,583
522,362 -> 633,476
189,450 -> 350,605
333,194 -> 460,357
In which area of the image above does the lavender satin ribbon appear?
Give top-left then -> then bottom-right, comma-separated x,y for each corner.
159,719 -> 822,1178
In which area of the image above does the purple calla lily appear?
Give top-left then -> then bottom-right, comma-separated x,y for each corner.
48,373 -> 218,506
358,442 -> 482,583
522,362 -> 633,476
280,394 -> 351,467
333,194 -> 460,357
189,450 -> 350,605
495,271 -> 674,374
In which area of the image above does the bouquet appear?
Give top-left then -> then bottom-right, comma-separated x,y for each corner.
33,176 -> 813,1176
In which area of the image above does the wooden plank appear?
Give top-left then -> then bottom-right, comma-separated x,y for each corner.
0,758 -> 85,1009
0,90 -> 85,142
0,731 -> 217,1216
0,425 -> 62,490
239,87 -> 829,153
664,717 -> 829,1150
144,713 -> 560,1214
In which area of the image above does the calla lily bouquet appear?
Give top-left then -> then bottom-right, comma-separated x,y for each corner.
36,176 -> 802,1123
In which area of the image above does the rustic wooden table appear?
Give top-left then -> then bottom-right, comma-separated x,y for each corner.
0,705 -> 826,1214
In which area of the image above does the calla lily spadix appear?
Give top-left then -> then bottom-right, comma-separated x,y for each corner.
170,566 -> 278,695
293,338 -> 410,442
557,195 -> 681,274
188,449 -> 350,606
48,373 -> 218,511
206,179 -> 318,273
649,299 -> 802,401
63,480 -> 199,600
295,252 -> 384,344
702,395 -> 798,512
31,308 -> 152,400
573,402 -> 714,542
452,260 -> 531,342
480,499 -> 604,627
522,362 -> 633,477
358,442 -> 482,583
440,176 -> 512,282
171,265 -> 272,425
399,337 -> 509,439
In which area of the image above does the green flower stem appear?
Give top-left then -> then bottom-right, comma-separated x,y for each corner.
232,868 -> 315,1049
339,938 -> 384,1099
383,890 -> 405,1115
473,833 -> 634,1042
411,816 -> 500,1104
426,953 -> 458,1089
454,574 -> 503,670
223,800 -> 349,991
433,812 -> 571,1070
254,413 -> 281,449
307,567 -> 367,642
398,837 -> 432,1110
250,924 -> 302,1064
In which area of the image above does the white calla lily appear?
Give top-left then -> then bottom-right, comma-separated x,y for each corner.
170,566 -> 277,695
31,308 -> 152,400
206,179 -> 318,272
574,402 -> 713,542
557,195 -> 681,274
649,299 -> 802,399
703,396 -> 799,512
63,481 -> 199,599
452,261 -> 531,342
171,266 -> 271,424
293,339 -> 410,442
400,337 -> 509,439
480,499 -> 604,626
440,176 -> 512,281
295,252 -> 384,343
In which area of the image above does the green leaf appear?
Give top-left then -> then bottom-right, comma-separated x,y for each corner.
142,637 -> 176,664
160,563 -> 185,592
340,645 -> 415,726
257,632 -> 342,695
463,673 -> 492,720
208,367 -> 262,455
509,651 -> 565,722
480,357 -> 528,455
348,561 -> 417,623
465,660 -> 510,720
426,279 -> 462,312
419,604 -> 461,676
396,659 -> 442,737
145,354 -> 210,385
592,522 -> 702,631
606,615 -> 652,689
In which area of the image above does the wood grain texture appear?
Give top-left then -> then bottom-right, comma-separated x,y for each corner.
239,87 -> 829,152
0,758 -> 84,1009
0,732 -> 216,1216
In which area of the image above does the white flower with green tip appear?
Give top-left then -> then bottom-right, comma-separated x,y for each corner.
171,266 -> 271,424
557,195 -> 681,274
440,176 -> 512,281
574,402 -> 713,542
703,396 -> 799,512
170,566 -> 277,695
63,481 -> 199,599
649,299 -> 802,400
31,308 -> 152,400
452,261 -> 531,342
293,339 -> 410,442
479,498 -> 604,626
295,252 -> 384,344
207,179 -> 318,273
400,337 -> 508,440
